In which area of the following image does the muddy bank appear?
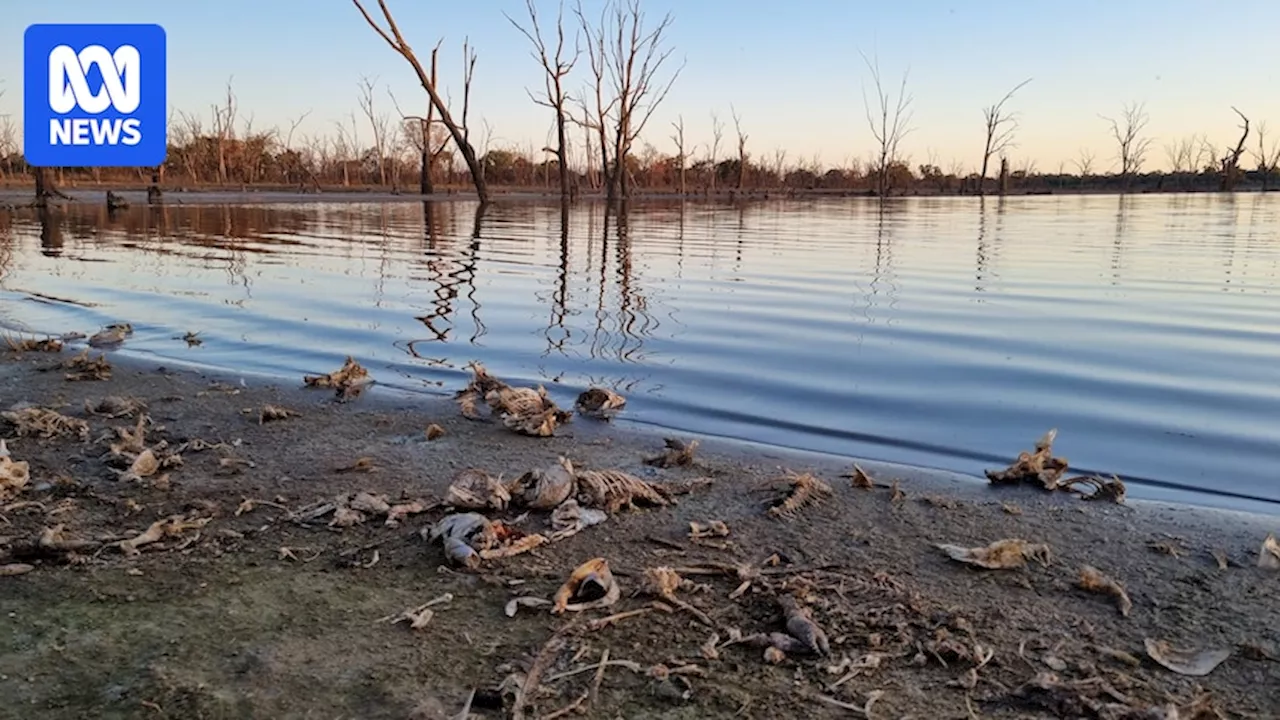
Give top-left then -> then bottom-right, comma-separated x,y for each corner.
1,342 -> 1278,720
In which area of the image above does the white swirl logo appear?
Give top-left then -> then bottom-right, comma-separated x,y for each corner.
47,44 -> 141,114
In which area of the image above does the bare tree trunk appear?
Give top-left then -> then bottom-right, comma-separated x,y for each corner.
670,115 -> 686,196
732,105 -> 748,192
979,79 -> 1032,197
506,0 -> 579,202
353,0 -> 490,203
1220,107 -> 1249,192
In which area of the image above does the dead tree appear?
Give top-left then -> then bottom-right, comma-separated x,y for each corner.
978,78 -> 1031,196
731,104 -> 748,191
670,114 -> 687,195
352,0 -> 489,203
388,43 -> 452,195
1251,121 -> 1280,190
1101,102 -> 1153,187
860,50 -> 914,197
357,75 -> 390,187
573,0 -> 615,199
577,0 -> 683,203
506,0 -> 580,201
1072,148 -> 1096,182
708,111 -> 724,191
1218,107 -> 1249,192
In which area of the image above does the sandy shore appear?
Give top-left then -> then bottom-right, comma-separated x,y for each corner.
1,340 -> 1277,720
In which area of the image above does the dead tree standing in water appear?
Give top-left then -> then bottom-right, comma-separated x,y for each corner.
1218,107 -> 1249,192
352,0 -> 489,203
731,105 -> 748,192
669,114 -> 687,196
979,78 -> 1031,196
1101,102 -> 1153,189
860,50 -> 914,198
507,0 -> 580,202
577,0 -> 683,204
1252,121 -> 1280,191
389,42 -> 453,196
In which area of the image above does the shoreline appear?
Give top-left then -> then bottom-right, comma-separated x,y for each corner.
4,184 -> 1278,208
2,340 -> 1278,718
8,322 -> 1279,520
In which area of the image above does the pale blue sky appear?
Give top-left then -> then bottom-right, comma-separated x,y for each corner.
4,1 -> 1279,173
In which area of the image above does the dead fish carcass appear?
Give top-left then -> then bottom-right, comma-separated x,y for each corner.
424,512 -> 496,569
553,557 -> 621,613
444,468 -> 511,511
575,387 -> 627,420
511,457 -> 577,510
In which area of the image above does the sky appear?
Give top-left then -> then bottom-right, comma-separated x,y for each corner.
3,0 -> 1280,174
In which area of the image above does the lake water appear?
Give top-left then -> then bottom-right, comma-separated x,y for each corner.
2,193 -> 1278,512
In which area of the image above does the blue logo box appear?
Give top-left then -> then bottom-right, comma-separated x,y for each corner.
24,23 -> 167,168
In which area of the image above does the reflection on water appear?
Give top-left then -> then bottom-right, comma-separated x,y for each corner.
2,194 -> 1280,510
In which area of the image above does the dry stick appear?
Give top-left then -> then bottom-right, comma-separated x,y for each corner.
451,689 -> 475,720
373,593 -> 453,624
587,606 -> 653,630
513,628 -> 574,720
545,658 -> 644,683
540,691 -> 589,720
808,692 -> 875,717
589,648 -> 610,706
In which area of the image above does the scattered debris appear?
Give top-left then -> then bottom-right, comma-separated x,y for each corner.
1144,638 -> 1231,677
60,349 -> 112,381
335,456 -> 378,474
4,335 -> 63,353
1060,474 -> 1127,504
553,558 -> 620,613
688,520 -> 729,539
303,356 -> 371,400
380,593 -> 453,630
575,468 -> 670,513
644,437 -> 698,468
575,387 -> 626,420
986,428 -> 1068,489
985,430 -> 1125,504
384,500 -> 433,528
512,457 -> 576,510
84,395 -> 146,419
549,498 -> 608,540
2,406 -> 90,441
1259,534 -> 1280,569
454,362 -> 571,437
117,513 -> 211,556
1,563 -> 35,576
88,323 -> 133,348
1001,501 -> 1023,516
767,471 -> 832,520
182,331 -> 202,347
1,439 -> 31,502
425,423 -> 446,440
258,404 -> 301,424
936,538 -> 1052,570
1078,565 -> 1132,617
445,468 -> 511,511
841,464 -> 876,489
505,596 -> 553,617
778,594 -> 830,656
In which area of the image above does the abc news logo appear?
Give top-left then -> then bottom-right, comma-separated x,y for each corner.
48,44 -> 144,147
24,23 -> 167,168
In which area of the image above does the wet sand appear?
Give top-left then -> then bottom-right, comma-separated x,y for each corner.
1,341 -> 1278,719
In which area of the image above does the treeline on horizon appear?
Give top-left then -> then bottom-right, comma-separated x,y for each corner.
3,0 -> 1280,200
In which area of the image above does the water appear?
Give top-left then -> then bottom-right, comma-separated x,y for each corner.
2,193 -> 1278,512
